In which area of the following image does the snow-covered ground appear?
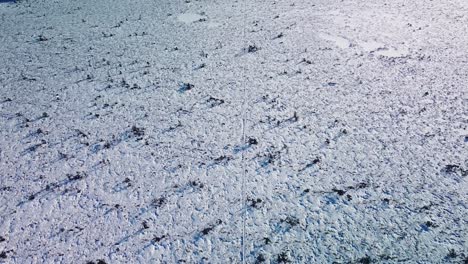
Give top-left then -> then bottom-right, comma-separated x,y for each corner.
0,0 -> 467,263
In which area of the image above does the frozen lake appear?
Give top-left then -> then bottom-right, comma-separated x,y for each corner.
0,0 -> 467,263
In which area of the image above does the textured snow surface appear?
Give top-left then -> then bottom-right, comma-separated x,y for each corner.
0,0 -> 467,263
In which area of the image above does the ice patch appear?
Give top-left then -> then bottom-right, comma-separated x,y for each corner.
358,40 -> 385,52
206,22 -> 221,28
177,13 -> 207,24
319,33 -> 350,49
357,40 -> 409,58
374,46 -> 409,58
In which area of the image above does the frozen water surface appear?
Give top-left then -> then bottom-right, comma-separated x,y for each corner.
0,0 -> 467,263
177,13 -> 207,24
318,33 -> 351,49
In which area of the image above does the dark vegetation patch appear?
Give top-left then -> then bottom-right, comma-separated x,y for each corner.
120,78 -> 130,89
357,256 -> 372,264
179,83 -> 194,93
75,129 -> 88,138
299,157 -> 320,171
255,253 -> 266,263
200,226 -> 213,235
280,216 -> 300,227
101,32 -> 115,38
206,96 -> 224,107
131,125 -> 145,137
112,177 -> 132,192
86,260 -> 106,264
193,63 -> 206,70
444,249 -> 468,264
248,138 -> 258,145
0,250 -> 12,259
332,188 -> 346,196
446,249 -> 458,259
38,34 -> 48,41
261,152 -> 279,167
152,234 -> 166,243
67,172 -> 86,181
299,58 -> 312,64
22,139 -> 47,154
442,164 -> 467,177
18,172 -> 87,206
20,73 -> 37,82
329,182 -> 369,197
199,219 -> 222,236
189,180 -> 204,189
277,252 -> 291,263
261,112 -> 299,128
258,145 -> 287,167
247,45 -> 259,53
131,83 -> 141,90
151,197 -> 166,208
213,155 -> 232,165
248,197 -> 263,209
415,202 -> 441,216
273,32 -> 284,39
164,121 -> 182,132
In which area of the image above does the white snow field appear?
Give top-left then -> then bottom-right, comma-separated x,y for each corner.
0,0 -> 467,263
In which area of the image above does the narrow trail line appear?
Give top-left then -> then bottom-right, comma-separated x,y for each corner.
240,1 -> 248,263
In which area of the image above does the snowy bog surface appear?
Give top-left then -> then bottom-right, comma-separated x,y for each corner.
0,0 -> 467,263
